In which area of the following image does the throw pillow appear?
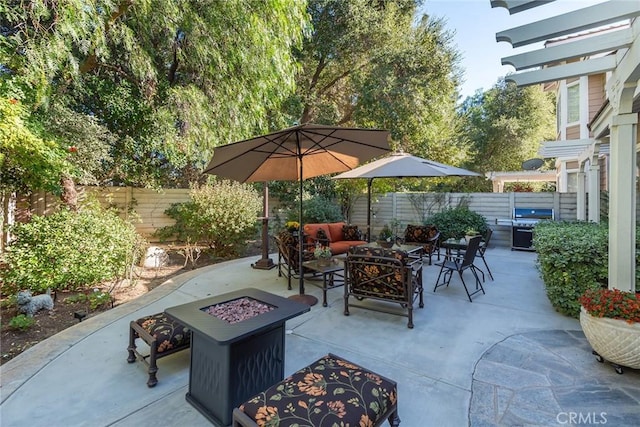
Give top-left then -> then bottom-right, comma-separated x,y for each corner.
316,229 -> 329,243
342,224 -> 362,241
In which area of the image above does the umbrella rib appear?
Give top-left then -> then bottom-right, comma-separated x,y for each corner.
298,129 -> 387,171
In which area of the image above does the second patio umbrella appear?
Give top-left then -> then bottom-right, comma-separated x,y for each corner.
332,152 -> 481,241
204,123 -> 391,305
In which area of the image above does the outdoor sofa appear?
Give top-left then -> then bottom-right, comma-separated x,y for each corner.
303,221 -> 367,254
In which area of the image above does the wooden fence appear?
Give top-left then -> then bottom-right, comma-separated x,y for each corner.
15,186 -> 192,239
10,187 -> 580,249
347,191 -> 578,248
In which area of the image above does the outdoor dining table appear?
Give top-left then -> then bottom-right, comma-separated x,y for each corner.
441,238 -> 468,256
360,241 -> 424,257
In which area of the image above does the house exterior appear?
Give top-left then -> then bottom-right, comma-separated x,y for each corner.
491,0 -> 640,292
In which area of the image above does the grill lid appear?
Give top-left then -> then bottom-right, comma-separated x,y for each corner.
513,208 -> 553,220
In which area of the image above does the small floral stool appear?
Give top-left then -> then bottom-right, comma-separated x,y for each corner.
127,312 -> 191,387
233,353 -> 400,426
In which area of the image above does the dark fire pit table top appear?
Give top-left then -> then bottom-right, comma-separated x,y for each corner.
165,288 -> 310,345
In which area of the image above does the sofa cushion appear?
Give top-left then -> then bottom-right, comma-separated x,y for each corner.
303,223 -> 330,244
342,224 -> 362,241
404,224 -> 437,243
327,222 -> 347,242
135,313 -> 190,354
329,240 -> 366,255
347,246 -> 410,301
349,245 -> 409,266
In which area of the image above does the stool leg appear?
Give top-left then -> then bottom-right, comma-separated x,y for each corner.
388,409 -> 401,426
147,339 -> 159,387
127,324 -> 137,363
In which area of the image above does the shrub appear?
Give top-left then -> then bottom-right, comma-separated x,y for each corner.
88,290 -> 112,310
64,290 -> 112,310
156,180 -> 262,257
534,221 -> 609,318
302,196 -> 343,224
425,207 -> 488,241
1,201 -> 145,295
9,314 -> 35,331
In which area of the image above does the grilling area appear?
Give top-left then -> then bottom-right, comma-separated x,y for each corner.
496,207 -> 555,251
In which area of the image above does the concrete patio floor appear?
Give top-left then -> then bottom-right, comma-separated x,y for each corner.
1,247 -> 639,426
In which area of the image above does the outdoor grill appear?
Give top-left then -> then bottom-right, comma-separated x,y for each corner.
511,207 -> 554,251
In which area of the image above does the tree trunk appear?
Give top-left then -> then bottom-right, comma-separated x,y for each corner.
60,176 -> 79,211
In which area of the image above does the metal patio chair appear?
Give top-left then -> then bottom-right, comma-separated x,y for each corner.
433,235 -> 485,302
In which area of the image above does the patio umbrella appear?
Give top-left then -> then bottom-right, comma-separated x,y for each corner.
332,152 -> 481,241
203,123 -> 391,305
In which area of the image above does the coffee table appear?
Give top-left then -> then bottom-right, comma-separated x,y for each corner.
302,257 -> 345,307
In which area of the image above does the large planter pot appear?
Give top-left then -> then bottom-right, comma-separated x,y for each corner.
579,306 -> 640,372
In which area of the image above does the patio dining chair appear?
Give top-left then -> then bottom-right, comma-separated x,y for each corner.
433,235 -> 485,302
475,227 -> 494,281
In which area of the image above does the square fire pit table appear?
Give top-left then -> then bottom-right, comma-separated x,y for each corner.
165,288 -> 310,426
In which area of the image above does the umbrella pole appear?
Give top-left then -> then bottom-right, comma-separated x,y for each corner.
288,151 -> 318,306
252,183 -> 275,270
367,178 -> 373,242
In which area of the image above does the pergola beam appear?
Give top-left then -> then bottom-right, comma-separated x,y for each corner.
502,28 -> 633,70
506,55 -> 617,86
490,1 -> 555,15
496,1 -> 639,48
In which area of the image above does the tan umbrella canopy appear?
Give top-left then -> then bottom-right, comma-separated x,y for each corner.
204,123 -> 391,305
333,152 -> 481,240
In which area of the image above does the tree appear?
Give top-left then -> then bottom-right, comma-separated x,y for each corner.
0,98 -> 68,194
1,0 -> 308,187
288,0 -> 462,161
457,79 -> 556,174
270,0 -> 464,207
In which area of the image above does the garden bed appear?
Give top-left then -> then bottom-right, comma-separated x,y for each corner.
0,241 -> 261,365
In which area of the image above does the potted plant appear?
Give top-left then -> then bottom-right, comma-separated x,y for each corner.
378,224 -> 394,248
313,243 -> 332,266
464,228 -> 480,243
285,221 -> 300,232
578,288 -> 640,373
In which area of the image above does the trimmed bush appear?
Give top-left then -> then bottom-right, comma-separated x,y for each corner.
425,207 -> 488,241
156,180 -> 262,257
302,197 -> 343,224
1,202 -> 145,295
533,221 -> 609,318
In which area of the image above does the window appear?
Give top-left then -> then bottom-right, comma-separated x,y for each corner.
567,83 -> 580,123
567,171 -> 578,192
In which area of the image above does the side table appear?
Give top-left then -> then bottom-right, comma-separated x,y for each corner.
302,257 -> 345,307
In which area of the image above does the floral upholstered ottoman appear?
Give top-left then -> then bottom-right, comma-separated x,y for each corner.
233,353 -> 400,426
127,312 -> 191,387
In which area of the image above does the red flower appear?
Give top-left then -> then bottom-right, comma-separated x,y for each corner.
68,146 -> 78,153
9,98 -> 18,104
579,288 -> 640,324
